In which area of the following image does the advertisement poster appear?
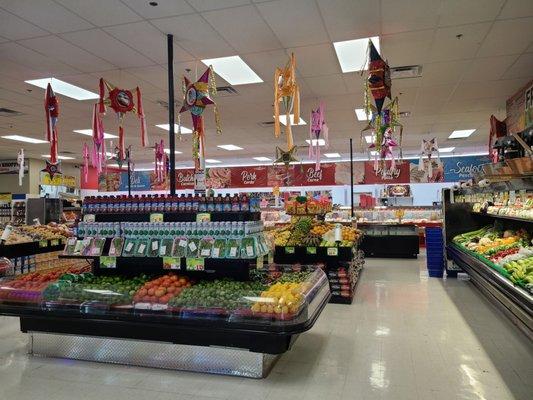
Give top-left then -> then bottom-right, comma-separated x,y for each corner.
293,163 -> 336,186
334,162 -> 364,185
267,165 -> 296,187
175,169 -> 195,190
231,166 -> 268,187
205,167 -> 231,189
41,173 -> 77,187
0,160 -> 28,174
363,161 -> 410,184
409,159 -> 445,183
443,156 -> 490,182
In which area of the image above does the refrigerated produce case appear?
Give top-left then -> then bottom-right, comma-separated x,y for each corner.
0,196 -> 331,377
444,176 -> 532,339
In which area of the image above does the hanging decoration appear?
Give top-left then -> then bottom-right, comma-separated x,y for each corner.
309,103 -> 329,170
361,40 -> 403,178
154,140 -> 168,184
95,78 -> 148,166
274,53 -> 300,151
489,115 -> 507,163
82,143 -> 90,184
418,138 -> 441,177
274,146 -> 298,167
91,103 -> 106,173
179,66 -> 221,178
17,149 -> 24,186
43,83 -> 61,179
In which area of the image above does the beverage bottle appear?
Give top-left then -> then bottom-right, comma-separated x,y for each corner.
198,194 -> 207,212
192,194 -> 199,212
240,193 -> 250,212
185,194 -> 193,211
231,194 -> 240,212
223,194 -> 232,212
206,194 -> 215,212
178,194 -> 185,212
214,194 -> 223,212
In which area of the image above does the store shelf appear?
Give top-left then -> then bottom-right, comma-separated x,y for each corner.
447,244 -> 532,340
93,211 -> 261,223
274,245 -> 354,264
0,240 -> 65,258
471,211 -> 532,224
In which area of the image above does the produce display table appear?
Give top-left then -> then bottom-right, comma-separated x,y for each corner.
358,223 -> 419,258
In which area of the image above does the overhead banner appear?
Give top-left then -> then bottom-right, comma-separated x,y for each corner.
442,155 -> 490,182
0,160 -> 28,174
230,166 -> 268,187
41,173 -> 77,187
363,161 -> 410,184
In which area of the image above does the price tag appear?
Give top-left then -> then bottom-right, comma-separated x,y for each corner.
51,239 -> 59,246
212,247 -> 220,258
256,256 -> 264,269
125,242 -> 134,252
186,257 -> 205,271
39,240 -> 48,248
229,247 -> 237,257
178,239 -> 187,247
509,190 -> 516,204
151,240 -> 159,251
246,245 -> 254,257
137,243 -> 146,254
160,245 -> 166,255
196,213 -> 211,222
163,257 -> 180,270
188,242 -> 197,252
306,247 -> 317,255
150,213 -> 164,222
327,247 -> 338,256
200,248 -> 211,257
285,246 -> 295,254
61,238 -> 67,245
0,225 -> 13,242
83,214 -> 95,222
100,256 -> 116,269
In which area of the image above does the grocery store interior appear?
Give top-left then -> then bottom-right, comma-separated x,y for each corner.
0,1 -> 532,399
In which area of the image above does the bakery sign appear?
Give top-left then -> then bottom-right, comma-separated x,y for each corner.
175,169 -> 195,189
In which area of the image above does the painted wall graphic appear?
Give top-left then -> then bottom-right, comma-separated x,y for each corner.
409,159 -> 445,183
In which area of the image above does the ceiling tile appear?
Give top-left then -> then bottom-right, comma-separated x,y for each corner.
126,66 -> 167,90
438,0 -> 505,26
55,0 -> 142,26
414,84 -> 455,111
477,17 -> 533,57
120,0 -> 194,18
256,0 -> 329,47
304,74 -> 347,97
498,0 -> 533,19
462,55 -> 518,82
151,14 -> 235,58
452,78 -> 526,100
316,0 -> 379,42
502,52 -> 533,79
241,50 -> 291,83
381,0 -> 441,34
18,35 -> 115,73
289,44 -> 340,77
188,0 -> 250,12
104,21 -> 194,64
428,23 -> 491,62
381,30 -> 434,66
202,5 -> 281,53
0,0 -> 94,33
0,9 -> 48,39
420,60 -> 470,86
60,29 -> 155,68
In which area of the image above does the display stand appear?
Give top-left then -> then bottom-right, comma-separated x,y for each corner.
359,223 -> 419,258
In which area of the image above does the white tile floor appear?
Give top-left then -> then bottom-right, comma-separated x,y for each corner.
1,255 -> 532,400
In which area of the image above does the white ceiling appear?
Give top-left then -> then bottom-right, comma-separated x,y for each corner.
0,0 -> 532,168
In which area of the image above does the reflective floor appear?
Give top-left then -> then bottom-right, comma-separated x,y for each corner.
1,255 -> 532,400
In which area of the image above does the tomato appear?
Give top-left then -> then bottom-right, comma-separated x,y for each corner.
147,288 -> 155,296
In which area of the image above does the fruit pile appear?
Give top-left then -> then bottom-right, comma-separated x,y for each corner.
19,223 -> 72,240
133,273 -> 192,304
503,257 -> 533,291
250,281 -> 305,316
273,218 -> 361,247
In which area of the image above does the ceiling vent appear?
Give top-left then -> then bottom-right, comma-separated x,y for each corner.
0,107 -> 23,117
399,111 -> 411,118
258,121 -> 275,128
216,86 -> 238,97
390,65 -> 422,79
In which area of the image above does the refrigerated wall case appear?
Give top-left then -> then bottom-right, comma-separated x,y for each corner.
0,206 -> 330,378
444,177 -> 532,340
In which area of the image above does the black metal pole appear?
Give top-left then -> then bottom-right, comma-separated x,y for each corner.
350,138 -> 354,218
167,34 -> 176,195
127,149 -> 132,197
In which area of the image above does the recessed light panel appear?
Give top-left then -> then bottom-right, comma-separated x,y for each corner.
449,129 -> 475,139
41,154 -> 75,160
217,144 -> 243,151
25,78 -> 99,100
306,139 -> 325,146
438,147 -> 455,153
2,135 -> 48,144
334,36 -> 380,73
276,114 -> 307,126
355,108 -> 370,121
364,135 -> 374,144
201,56 -> 263,85
155,124 -> 192,134
253,157 -> 272,161
324,153 -> 341,158
164,148 -> 183,154
205,159 -> 221,164
73,129 -> 117,139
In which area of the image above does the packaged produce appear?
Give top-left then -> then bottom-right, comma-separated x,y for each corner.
172,237 -> 188,258
134,239 -> 149,257
186,238 -> 200,258
199,237 -> 214,258
226,238 -> 241,258
212,239 -> 227,258
241,237 -> 256,258
122,238 -> 137,257
108,237 -> 124,257
159,238 -> 174,257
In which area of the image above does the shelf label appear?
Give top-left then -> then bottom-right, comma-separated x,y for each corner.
83,214 -> 95,222
196,213 -> 211,222
327,247 -> 338,256
38,240 -> 48,248
229,247 -> 237,257
50,239 -> 59,246
186,257 -> 205,271
100,256 -> 116,269
246,245 -> 254,257
256,255 -> 264,269
285,246 -> 295,254
306,246 -> 317,255
150,213 -> 164,222
212,247 -> 220,258
163,257 -> 180,270
200,248 -> 211,257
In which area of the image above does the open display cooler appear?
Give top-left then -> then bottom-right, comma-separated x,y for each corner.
0,198 -> 331,378
444,176 -> 532,339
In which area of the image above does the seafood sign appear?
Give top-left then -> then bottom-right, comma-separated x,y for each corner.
443,156 -> 490,181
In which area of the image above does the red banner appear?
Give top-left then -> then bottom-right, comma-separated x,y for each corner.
231,166 -> 268,187
175,169 -> 195,190
293,163 -> 336,186
363,161 -> 410,184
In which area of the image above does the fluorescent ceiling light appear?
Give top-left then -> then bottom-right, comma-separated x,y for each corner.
438,147 -> 455,153
276,114 -> 307,126
449,129 -> 475,139
370,150 -> 379,156
107,163 -> 120,168
164,148 -> 182,154
306,139 -> 325,146
334,36 -> 380,73
73,129 -> 117,139
217,144 -> 243,151
134,168 -> 153,172
2,135 -> 48,144
201,56 -> 263,85
355,108 -> 370,121
105,152 -> 116,157
41,154 -> 75,160
253,156 -> 272,161
324,153 -> 341,158
155,124 -> 192,134
364,135 -> 374,144
25,77 -> 98,100
205,159 -> 221,164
